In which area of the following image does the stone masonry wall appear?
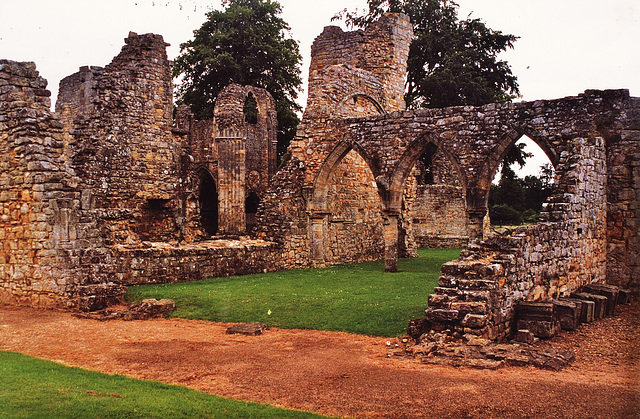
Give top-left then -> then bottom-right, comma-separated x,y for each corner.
259,89 -> 637,280
425,136 -> 608,340
604,95 -> 640,291
58,32 -> 182,246
325,150 -> 384,263
305,13 -> 412,118
0,60 -> 122,310
408,184 -> 468,248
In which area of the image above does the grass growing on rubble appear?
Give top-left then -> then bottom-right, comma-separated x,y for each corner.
0,351 -> 328,419
126,248 -> 461,337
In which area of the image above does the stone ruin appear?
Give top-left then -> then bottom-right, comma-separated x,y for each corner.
0,14 -> 638,344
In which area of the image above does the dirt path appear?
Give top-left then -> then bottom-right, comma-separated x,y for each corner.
1,303 -> 638,418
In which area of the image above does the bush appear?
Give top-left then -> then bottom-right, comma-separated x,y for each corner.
491,204 -> 522,226
522,208 -> 539,223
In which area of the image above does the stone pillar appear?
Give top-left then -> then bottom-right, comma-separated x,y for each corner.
383,212 -> 399,272
467,210 -> 487,241
217,134 -> 246,234
310,213 -> 329,266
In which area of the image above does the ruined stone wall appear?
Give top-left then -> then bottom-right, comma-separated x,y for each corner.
113,240 -> 280,285
174,84 -> 278,238
58,32 -> 182,245
305,13 -> 412,117
402,148 -> 468,248
259,89 -> 636,277
407,184 -> 468,248
0,60 -> 122,310
425,136 -> 608,340
605,95 -> 640,291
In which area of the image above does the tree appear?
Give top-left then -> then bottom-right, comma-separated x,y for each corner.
334,0 -> 520,108
173,0 -> 303,159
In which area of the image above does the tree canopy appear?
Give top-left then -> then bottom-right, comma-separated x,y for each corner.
334,0 -> 520,109
172,0 -> 302,158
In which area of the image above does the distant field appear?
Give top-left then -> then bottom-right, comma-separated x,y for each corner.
126,248 -> 461,337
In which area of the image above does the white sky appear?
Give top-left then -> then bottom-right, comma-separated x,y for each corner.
1,0 -> 638,176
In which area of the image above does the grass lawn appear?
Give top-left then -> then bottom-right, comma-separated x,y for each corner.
126,248 -> 461,337
0,350 -> 329,418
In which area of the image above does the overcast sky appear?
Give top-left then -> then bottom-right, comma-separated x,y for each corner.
1,0 -> 638,175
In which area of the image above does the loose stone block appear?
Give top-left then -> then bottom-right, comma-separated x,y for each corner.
560,298 -> 591,323
226,322 -> 267,336
516,302 -> 560,338
571,292 -> 607,319
515,329 -> 535,345
552,300 -> 579,330
581,283 -> 618,315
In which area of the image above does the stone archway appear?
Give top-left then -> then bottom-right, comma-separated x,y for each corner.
309,141 -> 385,267
471,127 -> 560,239
399,139 -> 469,250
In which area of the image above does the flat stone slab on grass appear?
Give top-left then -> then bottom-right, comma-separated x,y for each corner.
226,322 -> 268,336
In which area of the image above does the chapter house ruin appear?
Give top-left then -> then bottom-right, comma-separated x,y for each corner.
1,14 -> 638,341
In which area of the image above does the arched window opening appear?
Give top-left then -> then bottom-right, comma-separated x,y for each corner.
243,92 -> 258,124
489,136 -> 555,227
245,192 -> 260,232
199,172 -> 218,236
416,143 -> 438,185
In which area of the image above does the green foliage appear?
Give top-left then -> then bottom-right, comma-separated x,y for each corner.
243,92 -> 258,124
173,0 -> 302,159
490,203 -> 522,226
334,0 -> 520,108
0,351 -> 327,418
489,142 -> 554,226
126,248 -> 461,337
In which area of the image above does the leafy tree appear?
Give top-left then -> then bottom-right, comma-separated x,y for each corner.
334,0 -> 520,108
173,0 -> 303,159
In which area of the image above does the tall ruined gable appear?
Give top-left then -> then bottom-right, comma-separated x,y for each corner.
57,32 -> 182,243
305,13 -> 413,117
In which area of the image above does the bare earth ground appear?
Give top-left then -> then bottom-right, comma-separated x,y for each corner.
1,303 -> 638,418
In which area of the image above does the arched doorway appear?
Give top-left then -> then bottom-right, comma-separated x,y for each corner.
199,171 -> 218,236
326,149 -> 384,263
245,191 -> 260,232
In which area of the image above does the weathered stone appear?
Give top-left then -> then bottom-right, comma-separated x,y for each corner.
0,12 -> 637,342
553,300 -> 579,330
571,292 -> 608,319
560,298 -> 589,323
581,283 -> 618,315
226,322 -> 268,336
407,318 -> 430,339
517,320 -> 561,339
515,329 -> 536,345
426,309 -> 460,322
460,314 -> 488,328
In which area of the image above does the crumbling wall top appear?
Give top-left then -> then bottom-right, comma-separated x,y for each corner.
305,13 -> 413,117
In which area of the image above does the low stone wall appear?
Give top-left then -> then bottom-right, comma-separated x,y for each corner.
425,136 -> 607,341
112,239 -> 281,285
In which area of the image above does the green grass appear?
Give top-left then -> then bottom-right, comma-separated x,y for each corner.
126,248 -> 461,337
0,350 -> 328,419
